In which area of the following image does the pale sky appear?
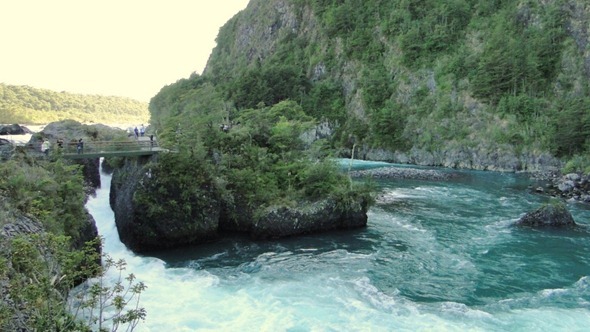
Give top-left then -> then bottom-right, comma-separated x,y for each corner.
0,0 -> 250,102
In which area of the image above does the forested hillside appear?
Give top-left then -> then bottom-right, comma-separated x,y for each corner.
0,83 -> 149,125
150,0 -> 590,172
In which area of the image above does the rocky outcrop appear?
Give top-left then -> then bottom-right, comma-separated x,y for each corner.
77,158 -> 101,191
516,202 -> 576,227
110,157 -> 220,252
251,198 -> 368,240
0,123 -> 31,135
111,158 -> 370,252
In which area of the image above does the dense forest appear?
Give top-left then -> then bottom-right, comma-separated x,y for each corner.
0,83 -> 149,125
151,0 -> 590,173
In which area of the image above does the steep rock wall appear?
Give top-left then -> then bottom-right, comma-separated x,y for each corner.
110,157 -> 220,252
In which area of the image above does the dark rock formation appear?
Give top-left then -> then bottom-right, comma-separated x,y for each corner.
516,202 -> 576,227
251,198 -> 368,240
111,158 -> 370,252
73,210 -> 101,251
0,123 -> 31,135
110,157 -> 220,252
219,200 -> 256,233
110,158 -> 144,248
0,214 -> 45,238
101,157 -> 120,174
76,158 -> 101,191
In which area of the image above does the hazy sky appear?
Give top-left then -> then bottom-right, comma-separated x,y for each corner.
0,0 -> 250,102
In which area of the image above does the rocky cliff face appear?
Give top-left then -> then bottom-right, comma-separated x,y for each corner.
203,0 -> 590,172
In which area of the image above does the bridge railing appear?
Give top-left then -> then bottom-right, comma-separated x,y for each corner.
61,138 -> 159,155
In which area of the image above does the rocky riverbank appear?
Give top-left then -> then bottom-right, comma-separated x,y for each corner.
534,172 -> 590,203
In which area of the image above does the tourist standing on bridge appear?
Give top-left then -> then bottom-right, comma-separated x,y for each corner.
77,138 -> 84,154
140,124 -> 145,137
134,127 -> 139,139
41,139 -> 50,156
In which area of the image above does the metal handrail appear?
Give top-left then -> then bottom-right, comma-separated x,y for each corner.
61,139 -> 159,154
8,136 -> 161,158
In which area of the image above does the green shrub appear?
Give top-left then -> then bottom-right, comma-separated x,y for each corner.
2,235 -> 146,331
563,155 -> 590,175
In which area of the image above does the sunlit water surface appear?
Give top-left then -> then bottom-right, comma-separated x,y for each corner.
84,160 -> 590,331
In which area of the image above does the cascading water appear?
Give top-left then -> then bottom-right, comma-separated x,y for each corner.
84,160 -> 590,331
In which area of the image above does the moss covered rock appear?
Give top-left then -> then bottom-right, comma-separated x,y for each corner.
516,201 -> 576,227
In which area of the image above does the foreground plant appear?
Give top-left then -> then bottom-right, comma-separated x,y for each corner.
69,255 -> 147,332
1,234 -> 146,331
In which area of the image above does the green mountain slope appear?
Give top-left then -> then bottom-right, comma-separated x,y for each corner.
0,83 -> 149,125
151,0 -> 590,171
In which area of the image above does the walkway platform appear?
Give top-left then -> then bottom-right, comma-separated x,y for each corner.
58,136 -> 166,159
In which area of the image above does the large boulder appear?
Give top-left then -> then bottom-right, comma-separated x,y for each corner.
516,201 -> 576,227
251,198 -> 368,239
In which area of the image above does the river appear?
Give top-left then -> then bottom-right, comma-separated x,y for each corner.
84,160 -> 590,331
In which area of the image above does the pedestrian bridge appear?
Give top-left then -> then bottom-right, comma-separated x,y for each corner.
59,137 -> 167,159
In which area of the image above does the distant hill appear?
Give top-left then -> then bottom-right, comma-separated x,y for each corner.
0,83 -> 149,125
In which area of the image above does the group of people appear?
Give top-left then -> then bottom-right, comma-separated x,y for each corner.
133,124 -> 146,138
40,138 -> 84,155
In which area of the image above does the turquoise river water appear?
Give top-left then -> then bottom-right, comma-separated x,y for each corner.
84,160 -> 590,331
